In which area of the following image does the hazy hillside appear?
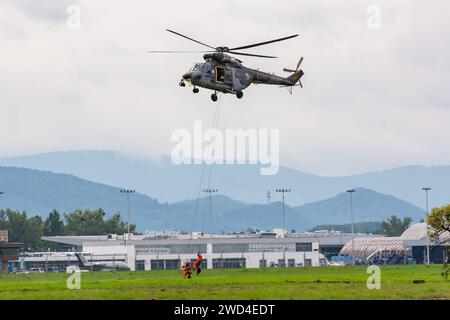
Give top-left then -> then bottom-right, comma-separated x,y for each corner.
0,166 -> 162,230
0,166 -> 425,232
291,188 -> 425,229
0,150 -> 322,206
0,150 -> 448,208
150,189 -> 425,232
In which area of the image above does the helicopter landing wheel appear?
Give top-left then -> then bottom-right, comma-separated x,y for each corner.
211,93 -> 218,102
179,80 -> 186,87
193,87 -> 199,93
236,91 -> 243,99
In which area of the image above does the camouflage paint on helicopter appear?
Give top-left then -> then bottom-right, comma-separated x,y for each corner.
149,30 -> 304,102
181,52 -> 304,101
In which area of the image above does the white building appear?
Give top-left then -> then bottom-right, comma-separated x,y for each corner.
38,232 -> 369,271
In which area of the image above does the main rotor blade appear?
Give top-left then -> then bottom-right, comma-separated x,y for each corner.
147,50 -> 211,53
229,51 -> 277,58
229,34 -> 299,51
166,29 -> 217,51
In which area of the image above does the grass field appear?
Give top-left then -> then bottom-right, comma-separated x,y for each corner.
0,265 -> 448,300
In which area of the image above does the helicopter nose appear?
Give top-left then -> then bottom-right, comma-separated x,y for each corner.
183,72 -> 192,80
193,72 -> 202,80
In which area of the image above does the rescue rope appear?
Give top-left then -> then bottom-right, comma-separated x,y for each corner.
189,96 -> 223,239
200,97 -> 222,234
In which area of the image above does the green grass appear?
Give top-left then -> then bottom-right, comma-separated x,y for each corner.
0,265 -> 448,300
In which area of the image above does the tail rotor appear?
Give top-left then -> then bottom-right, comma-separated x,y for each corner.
283,57 -> 304,88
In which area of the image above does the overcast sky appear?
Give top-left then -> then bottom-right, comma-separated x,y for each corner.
1,0 -> 449,176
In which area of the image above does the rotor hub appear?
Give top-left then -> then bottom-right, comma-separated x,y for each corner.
216,46 -> 230,52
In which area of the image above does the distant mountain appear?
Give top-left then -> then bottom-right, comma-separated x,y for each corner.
0,166 -> 426,232
291,188 -> 425,229
150,188 -> 425,232
0,150 -> 448,209
0,166 -> 161,230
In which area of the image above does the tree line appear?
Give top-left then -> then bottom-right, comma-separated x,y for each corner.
1,205 -> 448,253
0,208 -> 136,251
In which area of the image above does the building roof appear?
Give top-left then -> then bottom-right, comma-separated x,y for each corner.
42,233 -> 371,247
339,237 -> 406,260
400,223 -> 428,240
0,242 -> 25,249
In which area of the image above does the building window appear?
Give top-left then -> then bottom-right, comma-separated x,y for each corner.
249,243 -> 295,253
259,259 -> 267,268
135,260 -> 145,271
136,244 -> 207,255
212,258 -> 246,269
304,259 -> 312,267
213,243 -> 249,253
150,259 -> 164,270
165,259 -> 181,270
296,242 -> 312,252
288,259 -> 295,268
278,259 -> 286,268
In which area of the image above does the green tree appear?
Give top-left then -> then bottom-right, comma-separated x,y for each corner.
427,205 -> 449,278
64,209 -> 107,235
427,205 -> 450,244
104,212 -> 136,235
27,215 -> 45,250
380,215 -> 412,237
64,208 -> 136,236
0,209 -> 44,250
44,209 -> 65,236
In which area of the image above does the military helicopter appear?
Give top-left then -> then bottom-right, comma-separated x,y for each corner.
149,29 -> 304,102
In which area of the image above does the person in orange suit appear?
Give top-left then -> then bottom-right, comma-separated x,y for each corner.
193,252 -> 203,276
181,262 -> 192,279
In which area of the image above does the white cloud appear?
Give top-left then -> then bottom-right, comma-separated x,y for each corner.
0,0 -> 449,175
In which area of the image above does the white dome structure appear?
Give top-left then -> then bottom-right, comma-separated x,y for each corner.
400,223 -> 428,240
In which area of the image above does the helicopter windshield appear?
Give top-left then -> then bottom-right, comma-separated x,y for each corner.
191,64 -> 201,72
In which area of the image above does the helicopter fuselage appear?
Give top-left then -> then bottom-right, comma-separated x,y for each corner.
181,53 -> 303,100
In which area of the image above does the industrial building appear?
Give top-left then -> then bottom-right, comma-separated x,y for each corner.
0,230 -> 24,274
28,230 -> 368,271
18,224 -> 448,272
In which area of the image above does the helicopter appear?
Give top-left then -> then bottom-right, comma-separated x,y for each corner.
149,29 -> 304,102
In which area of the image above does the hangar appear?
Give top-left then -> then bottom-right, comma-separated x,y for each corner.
340,223 -> 449,264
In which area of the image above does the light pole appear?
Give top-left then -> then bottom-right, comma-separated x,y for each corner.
347,189 -> 356,266
422,187 -> 431,265
0,192 -> 3,222
276,189 -> 291,237
120,189 -> 135,242
202,188 -> 218,237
